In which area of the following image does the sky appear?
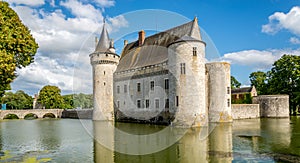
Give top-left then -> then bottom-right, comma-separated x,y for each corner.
5,0 -> 300,95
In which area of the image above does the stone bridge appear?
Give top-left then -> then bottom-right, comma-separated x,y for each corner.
0,109 -> 64,119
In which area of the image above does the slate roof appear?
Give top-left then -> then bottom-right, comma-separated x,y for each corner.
95,22 -> 110,53
115,17 -> 203,73
231,87 -> 253,94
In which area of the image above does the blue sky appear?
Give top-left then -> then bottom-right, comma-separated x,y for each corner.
6,0 -> 300,95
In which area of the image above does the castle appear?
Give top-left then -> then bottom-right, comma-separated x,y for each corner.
90,18 -> 232,127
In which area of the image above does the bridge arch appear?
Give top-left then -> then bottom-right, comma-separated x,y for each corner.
3,114 -> 19,119
24,113 -> 38,119
43,113 -> 56,118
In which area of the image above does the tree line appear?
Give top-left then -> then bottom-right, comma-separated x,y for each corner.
232,54 -> 300,115
1,85 -> 93,110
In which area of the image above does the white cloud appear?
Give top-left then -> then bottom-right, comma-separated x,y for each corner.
93,0 -> 115,8
262,6 -> 300,36
290,37 -> 300,44
9,0 -> 127,95
60,0 -> 103,21
108,15 -> 129,32
8,0 -> 45,6
222,49 -> 300,70
12,52 -> 93,95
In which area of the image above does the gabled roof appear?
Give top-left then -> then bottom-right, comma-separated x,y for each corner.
116,17 -> 203,73
95,22 -> 110,53
231,86 -> 254,94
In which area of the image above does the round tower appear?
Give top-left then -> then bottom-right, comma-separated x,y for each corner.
90,22 -> 119,121
167,17 -> 207,127
206,62 -> 232,122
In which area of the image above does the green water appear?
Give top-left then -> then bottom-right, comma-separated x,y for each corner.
0,117 -> 300,162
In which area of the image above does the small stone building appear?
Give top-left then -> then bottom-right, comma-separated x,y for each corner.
231,86 -> 257,100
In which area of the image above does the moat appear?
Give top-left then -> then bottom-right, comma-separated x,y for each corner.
0,117 -> 300,162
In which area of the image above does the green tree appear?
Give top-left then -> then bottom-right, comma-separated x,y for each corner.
231,76 -> 241,89
62,94 -> 74,109
37,85 -> 63,109
267,54 -> 300,115
249,71 -> 267,95
1,90 -> 33,109
73,93 -> 93,109
0,2 -> 38,97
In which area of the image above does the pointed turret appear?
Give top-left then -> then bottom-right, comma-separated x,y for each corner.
95,20 -> 110,52
90,19 -> 119,121
189,17 -> 202,40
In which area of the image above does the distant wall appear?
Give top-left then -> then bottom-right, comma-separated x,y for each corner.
232,104 -> 260,119
253,95 -> 289,118
61,109 -> 93,119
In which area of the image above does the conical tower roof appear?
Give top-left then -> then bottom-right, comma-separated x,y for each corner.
95,21 -> 110,52
190,17 -> 202,40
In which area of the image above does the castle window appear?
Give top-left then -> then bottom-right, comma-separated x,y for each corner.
104,71 -> 105,75
117,101 -> 120,108
104,82 -> 106,86
145,99 -> 150,108
155,99 -> 159,109
117,86 -> 120,94
193,47 -> 197,56
176,96 -> 179,106
227,99 -> 230,107
150,81 -> 154,91
180,63 -> 186,74
124,85 -> 127,93
137,83 -> 141,92
165,99 -> 169,109
165,79 -> 169,90
227,87 -> 230,94
106,54 -> 108,57
137,100 -> 141,108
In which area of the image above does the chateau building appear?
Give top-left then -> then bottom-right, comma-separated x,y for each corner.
90,17 -> 232,127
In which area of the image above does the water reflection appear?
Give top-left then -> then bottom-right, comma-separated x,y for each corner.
93,118 -> 300,162
93,122 -> 233,162
0,118 -> 299,162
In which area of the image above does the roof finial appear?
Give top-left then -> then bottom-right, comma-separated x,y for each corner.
194,15 -> 198,21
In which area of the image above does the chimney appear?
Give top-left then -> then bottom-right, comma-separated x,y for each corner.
138,30 -> 145,46
124,40 -> 128,46
109,39 -> 114,48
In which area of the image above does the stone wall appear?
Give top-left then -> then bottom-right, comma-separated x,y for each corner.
0,109 -> 63,119
231,104 -> 260,119
61,109 -> 93,119
253,95 -> 289,118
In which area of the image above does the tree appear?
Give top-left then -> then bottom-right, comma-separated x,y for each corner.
0,2 -> 38,97
37,85 -> 63,109
267,54 -> 300,115
1,90 -> 33,109
73,93 -> 93,109
231,76 -> 241,89
61,93 -> 93,109
62,94 -> 74,109
249,71 -> 267,95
